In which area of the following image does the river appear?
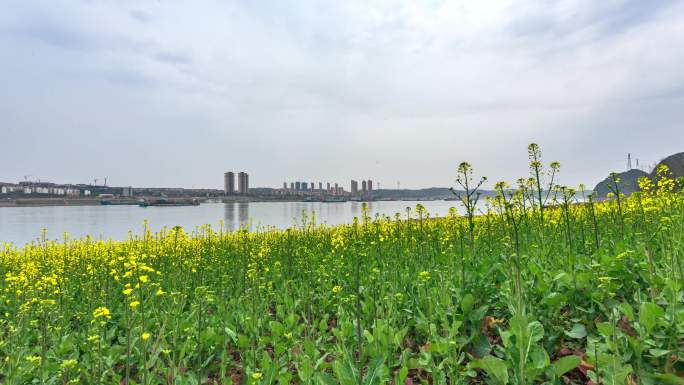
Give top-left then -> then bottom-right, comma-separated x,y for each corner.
0,200 -> 464,245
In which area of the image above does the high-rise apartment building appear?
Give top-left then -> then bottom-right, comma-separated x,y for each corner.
367,180 -> 373,192
224,172 -> 235,195
237,172 -> 249,194
361,180 -> 367,192
351,180 -> 358,195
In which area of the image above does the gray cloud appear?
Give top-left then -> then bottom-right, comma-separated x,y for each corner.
0,0 -> 683,190
154,51 -> 192,65
129,10 -> 152,24
13,24 -> 94,50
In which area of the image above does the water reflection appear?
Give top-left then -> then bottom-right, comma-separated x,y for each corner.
223,203 -> 236,230
237,202 -> 249,228
0,200 -> 465,245
223,202 -> 250,231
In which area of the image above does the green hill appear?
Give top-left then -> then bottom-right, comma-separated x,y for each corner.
651,152 -> 684,180
593,169 -> 649,198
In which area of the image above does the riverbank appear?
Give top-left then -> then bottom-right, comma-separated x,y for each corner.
1,195 -> 452,208
0,198 -> 102,207
0,197 -> 207,208
0,197 -> 312,207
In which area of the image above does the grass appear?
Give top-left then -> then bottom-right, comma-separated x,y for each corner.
1,146 -> 683,384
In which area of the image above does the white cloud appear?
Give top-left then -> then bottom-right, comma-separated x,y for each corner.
1,0 -> 683,189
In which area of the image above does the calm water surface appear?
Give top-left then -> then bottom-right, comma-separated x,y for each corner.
0,201 -> 463,245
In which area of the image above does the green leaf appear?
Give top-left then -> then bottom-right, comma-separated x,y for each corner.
394,366 -> 408,385
269,321 -> 284,338
543,292 -> 567,308
260,357 -> 278,385
237,334 -> 250,348
393,327 -> 408,348
552,355 -> 580,377
640,302 -> 664,334
428,342 -> 449,355
315,373 -> 338,385
296,356 -> 313,382
472,332 -> 492,358
649,373 -> 684,385
528,321 -> 544,343
363,357 -> 388,385
303,339 -> 317,357
619,302 -> 634,320
509,314 -> 529,342
530,347 -> 550,369
648,348 -> 670,357
223,327 -> 237,343
364,329 -> 375,343
471,355 -> 509,385
461,293 -> 475,314
565,324 -> 587,339
596,322 -> 613,337
332,352 -> 358,385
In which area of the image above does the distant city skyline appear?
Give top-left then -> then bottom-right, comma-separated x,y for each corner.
0,155 -> 670,193
1,1 -> 684,189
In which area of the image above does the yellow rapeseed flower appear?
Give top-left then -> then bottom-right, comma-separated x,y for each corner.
92,307 -> 111,319
418,271 -> 430,281
25,355 -> 41,364
60,359 -> 77,370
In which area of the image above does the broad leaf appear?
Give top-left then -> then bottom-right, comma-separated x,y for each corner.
639,302 -> 664,334
471,355 -> 509,385
530,347 -> 550,369
394,366 -> 408,385
649,373 -> 684,385
564,324 -> 587,339
332,354 -> 358,385
552,355 -> 580,377
461,293 -> 475,314
528,321 -> 544,343
363,356 -> 388,385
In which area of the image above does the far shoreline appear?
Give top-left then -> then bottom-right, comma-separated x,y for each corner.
0,196 -> 450,208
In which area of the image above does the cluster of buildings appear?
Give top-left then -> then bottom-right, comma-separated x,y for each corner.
224,171 -> 249,195
281,181 -> 347,196
279,179 -> 374,197
350,179 -> 373,195
0,181 -> 134,198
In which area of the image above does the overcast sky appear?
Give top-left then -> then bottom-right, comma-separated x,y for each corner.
1,1 -> 683,190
